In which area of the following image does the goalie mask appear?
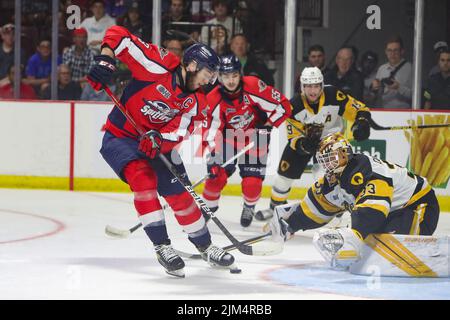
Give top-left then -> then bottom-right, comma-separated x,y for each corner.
316,133 -> 353,176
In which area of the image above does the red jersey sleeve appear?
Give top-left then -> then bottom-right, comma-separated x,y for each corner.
243,76 -> 292,127
204,87 -> 225,152
102,26 -> 180,81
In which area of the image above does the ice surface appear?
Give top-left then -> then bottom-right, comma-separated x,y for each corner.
1,189 -> 449,300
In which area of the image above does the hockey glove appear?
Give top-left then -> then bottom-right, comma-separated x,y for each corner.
139,130 -> 163,159
87,54 -> 116,91
351,112 -> 371,141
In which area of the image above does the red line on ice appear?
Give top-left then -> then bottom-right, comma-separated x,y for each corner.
0,209 -> 66,244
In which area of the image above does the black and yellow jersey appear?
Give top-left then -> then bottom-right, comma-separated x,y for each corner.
286,85 -> 370,141
288,153 -> 432,235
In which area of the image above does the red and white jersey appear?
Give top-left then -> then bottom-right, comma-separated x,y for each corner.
205,76 -> 292,150
102,26 -> 207,153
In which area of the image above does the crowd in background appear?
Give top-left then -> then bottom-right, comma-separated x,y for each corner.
0,0 -> 449,110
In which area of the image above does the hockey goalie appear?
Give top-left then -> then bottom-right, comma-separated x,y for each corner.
269,132 -> 445,277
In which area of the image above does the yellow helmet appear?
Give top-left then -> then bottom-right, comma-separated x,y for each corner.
316,132 -> 353,174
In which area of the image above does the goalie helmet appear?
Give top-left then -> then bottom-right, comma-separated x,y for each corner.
300,67 -> 324,93
316,132 -> 353,175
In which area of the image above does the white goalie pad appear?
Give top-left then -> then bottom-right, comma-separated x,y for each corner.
349,234 -> 450,278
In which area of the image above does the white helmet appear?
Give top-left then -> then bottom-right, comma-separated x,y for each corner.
300,67 -> 324,93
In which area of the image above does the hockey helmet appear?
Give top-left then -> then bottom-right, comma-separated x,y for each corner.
219,54 -> 242,74
300,67 -> 324,93
183,43 -> 220,83
316,132 -> 353,175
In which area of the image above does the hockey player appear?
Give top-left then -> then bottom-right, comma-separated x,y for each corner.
256,67 -> 372,221
269,133 -> 440,268
87,25 -> 235,277
203,54 -> 292,227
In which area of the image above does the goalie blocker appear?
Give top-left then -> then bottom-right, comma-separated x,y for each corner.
269,132 -> 441,277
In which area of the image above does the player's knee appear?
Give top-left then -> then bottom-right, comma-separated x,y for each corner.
123,160 -> 157,192
242,176 -> 263,197
206,169 -> 228,191
123,160 -> 161,214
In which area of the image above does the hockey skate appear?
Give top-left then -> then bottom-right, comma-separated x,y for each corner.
240,206 -> 254,227
154,243 -> 185,278
255,207 -> 274,221
198,244 -> 237,270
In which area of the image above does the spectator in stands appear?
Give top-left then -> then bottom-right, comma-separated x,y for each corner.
424,49 -> 450,110
0,64 -> 37,100
63,28 -> 95,89
120,2 -> 151,41
80,74 -> 117,101
162,0 -> 200,41
324,46 -> 364,100
429,41 -> 448,76
201,0 -> 242,55
371,35 -> 412,109
24,39 -> 62,97
0,24 -> 25,86
42,64 -> 81,100
164,38 -> 184,59
358,50 -> 379,105
80,0 -> 116,53
229,33 -> 274,86
295,44 -> 330,92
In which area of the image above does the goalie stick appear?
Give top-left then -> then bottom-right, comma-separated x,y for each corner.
103,86 -> 283,256
104,141 -> 255,238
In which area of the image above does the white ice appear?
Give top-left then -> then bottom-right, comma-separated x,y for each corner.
1,188 -> 450,300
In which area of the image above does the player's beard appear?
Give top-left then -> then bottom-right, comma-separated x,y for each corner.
185,70 -> 198,93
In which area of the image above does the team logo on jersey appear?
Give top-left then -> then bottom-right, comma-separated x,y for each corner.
280,160 -> 290,172
258,80 -> 267,92
272,89 -> 281,102
141,98 -> 179,124
159,47 -> 169,59
336,90 -> 346,101
228,111 -> 254,130
351,172 -> 364,186
156,85 -> 171,99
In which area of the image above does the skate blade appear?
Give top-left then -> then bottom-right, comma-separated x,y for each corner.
165,269 -> 185,278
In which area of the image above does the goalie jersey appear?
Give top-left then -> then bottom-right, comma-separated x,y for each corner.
286,85 -> 370,142
285,153 -> 435,239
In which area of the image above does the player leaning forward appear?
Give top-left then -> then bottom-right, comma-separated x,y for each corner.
256,67 -> 371,221
270,133 -> 440,269
203,54 -> 292,227
87,26 -> 236,277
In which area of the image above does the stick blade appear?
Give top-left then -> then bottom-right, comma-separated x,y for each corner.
238,240 -> 284,256
105,225 -> 131,239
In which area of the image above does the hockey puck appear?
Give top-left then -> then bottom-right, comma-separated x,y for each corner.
230,268 -> 242,274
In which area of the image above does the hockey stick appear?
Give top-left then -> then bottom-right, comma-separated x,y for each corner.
103,87 -> 282,256
175,232 -> 275,259
104,141 -> 255,238
369,118 -> 450,131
